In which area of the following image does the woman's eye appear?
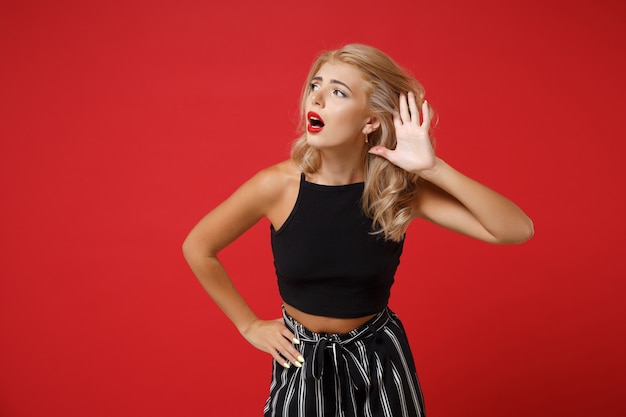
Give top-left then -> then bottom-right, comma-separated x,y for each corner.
310,83 -> 320,91
332,89 -> 347,98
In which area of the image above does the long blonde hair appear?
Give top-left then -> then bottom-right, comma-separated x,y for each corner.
291,44 -> 434,242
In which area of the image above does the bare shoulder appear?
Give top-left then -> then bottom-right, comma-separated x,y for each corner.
238,159 -> 302,222
248,160 -> 302,229
248,159 -> 301,202
242,160 -> 299,203
183,160 -> 301,255
211,159 -> 301,218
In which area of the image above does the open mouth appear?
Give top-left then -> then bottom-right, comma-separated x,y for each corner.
307,111 -> 325,133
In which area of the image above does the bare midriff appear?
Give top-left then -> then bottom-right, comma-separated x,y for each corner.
283,302 -> 377,335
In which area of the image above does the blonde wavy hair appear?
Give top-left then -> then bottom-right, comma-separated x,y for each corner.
291,44 -> 434,242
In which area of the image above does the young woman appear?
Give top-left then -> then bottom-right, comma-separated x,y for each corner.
183,44 -> 533,417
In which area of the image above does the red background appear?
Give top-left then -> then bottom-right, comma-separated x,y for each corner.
1,0 -> 625,416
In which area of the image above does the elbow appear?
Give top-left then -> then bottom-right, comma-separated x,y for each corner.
182,234 -> 219,263
498,217 -> 534,245
513,224 -> 534,244
182,234 -> 203,263
518,216 -> 535,243
524,219 -> 535,242
182,237 -> 192,261
182,237 -> 196,264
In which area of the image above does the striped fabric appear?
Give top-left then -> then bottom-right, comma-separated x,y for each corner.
264,308 -> 425,417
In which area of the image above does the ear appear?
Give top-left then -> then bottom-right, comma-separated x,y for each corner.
362,116 -> 380,135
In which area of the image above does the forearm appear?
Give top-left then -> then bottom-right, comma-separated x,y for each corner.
182,239 -> 304,368
419,158 -> 534,244
183,249 -> 259,334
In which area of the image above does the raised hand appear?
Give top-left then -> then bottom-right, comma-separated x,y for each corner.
368,92 -> 436,175
241,318 -> 304,369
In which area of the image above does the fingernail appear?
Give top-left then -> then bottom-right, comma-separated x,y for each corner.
293,338 -> 300,345
297,355 -> 305,363
293,361 -> 302,368
283,362 -> 291,369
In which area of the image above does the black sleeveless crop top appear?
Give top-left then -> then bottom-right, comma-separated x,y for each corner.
271,173 -> 404,318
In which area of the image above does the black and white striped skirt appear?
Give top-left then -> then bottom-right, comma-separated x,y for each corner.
264,307 -> 425,417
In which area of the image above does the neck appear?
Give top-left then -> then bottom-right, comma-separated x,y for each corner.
310,148 -> 367,185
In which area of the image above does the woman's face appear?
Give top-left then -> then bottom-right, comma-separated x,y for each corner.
305,62 -> 373,151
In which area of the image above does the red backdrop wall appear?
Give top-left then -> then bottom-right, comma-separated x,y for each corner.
1,0 -> 624,416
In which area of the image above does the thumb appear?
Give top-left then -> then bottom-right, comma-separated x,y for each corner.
368,146 -> 392,159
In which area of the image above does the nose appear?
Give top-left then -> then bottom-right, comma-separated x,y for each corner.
310,88 -> 325,108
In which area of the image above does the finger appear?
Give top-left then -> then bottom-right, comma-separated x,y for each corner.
398,93 -> 410,123
276,338 -> 304,367
392,110 -> 403,130
272,349 -> 292,368
421,100 -> 431,130
280,326 -> 301,346
368,146 -> 392,160
407,92 -> 419,124
278,326 -> 304,365
269,318 -> 298,344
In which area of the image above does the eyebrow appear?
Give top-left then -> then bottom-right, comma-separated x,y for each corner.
311,76 -> 353,93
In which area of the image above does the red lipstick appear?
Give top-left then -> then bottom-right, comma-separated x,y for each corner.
307,111 -> 325,133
